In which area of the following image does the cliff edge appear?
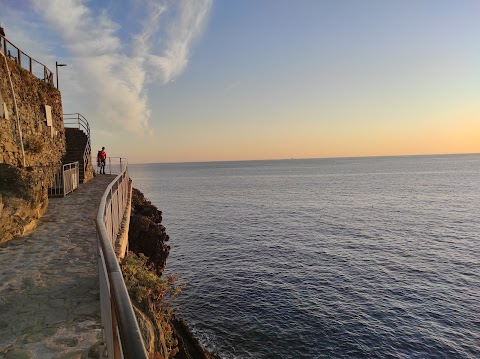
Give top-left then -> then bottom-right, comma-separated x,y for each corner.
126,188 -> 220,359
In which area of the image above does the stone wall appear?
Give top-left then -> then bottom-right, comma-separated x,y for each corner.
0,55 -> 66,243
83,158 -> 95,183
115,180 -> 133,259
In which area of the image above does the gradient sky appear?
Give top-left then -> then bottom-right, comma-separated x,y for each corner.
2,0 -> 480,163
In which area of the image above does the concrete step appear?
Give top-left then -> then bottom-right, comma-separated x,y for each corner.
66,140 -> 87,145
66,150 -> 86,154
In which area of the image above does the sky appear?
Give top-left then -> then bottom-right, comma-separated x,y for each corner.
2,0 -> 479,163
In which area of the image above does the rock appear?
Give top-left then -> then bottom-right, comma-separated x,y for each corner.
22,220 -> 37,234
128,188 -> 170,275
172,316 -> 222,359
87,339 -> 106,359
0,164 -> 58,243
131,188 -> 162,223
4,141 -> 17,153
4,348 -> 33,359
54,350 -> 82,359
128,189 -> 220,359
133,306 -> 156,357
0,56 -> 66,244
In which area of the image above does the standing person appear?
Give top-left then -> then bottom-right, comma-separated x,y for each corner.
97,147 -> 107,174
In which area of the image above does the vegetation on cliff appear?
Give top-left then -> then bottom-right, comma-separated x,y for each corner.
121,252 -> 183,358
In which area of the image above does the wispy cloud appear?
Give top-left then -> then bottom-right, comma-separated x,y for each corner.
137,0 -> 212,84
3,0 -> 212,133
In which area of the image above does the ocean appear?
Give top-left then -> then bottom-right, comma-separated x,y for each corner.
129,154 -> 480,358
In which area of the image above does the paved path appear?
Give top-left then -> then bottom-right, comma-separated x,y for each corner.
0,175 -> 116,359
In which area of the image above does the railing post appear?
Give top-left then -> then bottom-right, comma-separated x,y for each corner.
112,303 -> 122,358
29,57 -> 32,73
62,165 -> 66,197
17,48 -> 21,67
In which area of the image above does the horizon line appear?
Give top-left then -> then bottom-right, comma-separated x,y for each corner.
128,151 -> 480,166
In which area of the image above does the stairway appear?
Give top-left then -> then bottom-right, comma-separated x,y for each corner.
64,127 -> 88,183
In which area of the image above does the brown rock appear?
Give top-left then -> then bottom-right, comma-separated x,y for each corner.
128,188 -> 170,275
172,316 -> 222,359
4,141 -> 17,152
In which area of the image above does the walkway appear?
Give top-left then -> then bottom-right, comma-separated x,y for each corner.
0,175 -> 115,359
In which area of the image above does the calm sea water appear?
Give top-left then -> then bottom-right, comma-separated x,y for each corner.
129,154 -> 480,358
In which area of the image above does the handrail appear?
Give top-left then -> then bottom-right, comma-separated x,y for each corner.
0,35 -> 54,85
0,47 -> 25,167
95,164 -> 148,358
106,157 -> 128,175
63,113 -> 91,182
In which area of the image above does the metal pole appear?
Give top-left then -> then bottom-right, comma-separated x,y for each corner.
56,61 -> 67,89
1,50 -> 26,167
62,165 -> 66,197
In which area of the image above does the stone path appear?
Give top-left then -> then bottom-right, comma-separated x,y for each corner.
0,175 -> 116,359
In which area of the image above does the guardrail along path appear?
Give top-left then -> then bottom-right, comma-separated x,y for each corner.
0,175 -> 116,359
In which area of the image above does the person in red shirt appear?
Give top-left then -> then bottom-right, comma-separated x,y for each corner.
97,147 -> 107,174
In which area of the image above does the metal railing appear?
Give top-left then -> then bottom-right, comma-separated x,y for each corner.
95,164 -> 148,359
48,161 -> 80,197
0,35 -> 54,85
105,157 -> 127,175
64,113 -> 91,182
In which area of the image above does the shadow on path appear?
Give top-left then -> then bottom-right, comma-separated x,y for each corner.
0,175 -> 115,359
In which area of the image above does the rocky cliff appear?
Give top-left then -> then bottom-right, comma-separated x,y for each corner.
127,188 -> 220,359
0,55 -> 65,243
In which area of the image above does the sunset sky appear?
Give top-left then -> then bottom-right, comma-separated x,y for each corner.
3,0 -> 480,163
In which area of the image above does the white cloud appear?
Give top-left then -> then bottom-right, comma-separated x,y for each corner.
3,0 -> 212,133
30,0 -> 148,132
137,0 -> 212,84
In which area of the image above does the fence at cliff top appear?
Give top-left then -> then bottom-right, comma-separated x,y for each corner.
0,35 -> 54,85
95,164 -> 148,358
48,161 -> 80,197
64,113 -> 91,182
106,157 -> 127,175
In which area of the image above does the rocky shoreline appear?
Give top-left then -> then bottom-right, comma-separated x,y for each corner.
128,188 -> 220,359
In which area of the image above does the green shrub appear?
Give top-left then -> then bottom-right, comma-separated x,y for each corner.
121,253 -> 184,358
